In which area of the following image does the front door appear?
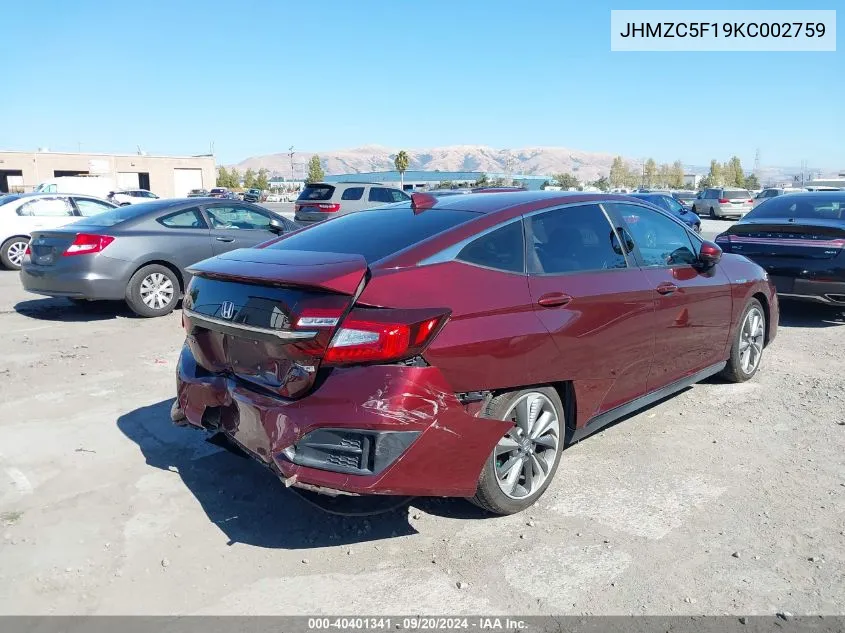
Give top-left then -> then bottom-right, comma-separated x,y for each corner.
203,203 -> 278,255
605,203 -> 732,391
524,202 -> 656,422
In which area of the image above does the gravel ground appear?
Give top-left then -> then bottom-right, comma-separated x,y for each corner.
0,240 -> 843,616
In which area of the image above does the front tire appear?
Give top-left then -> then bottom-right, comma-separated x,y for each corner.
470,387 -> 565,515
1,237 -> 29,270
125,264 -> 179,317
720,299 -> 766,383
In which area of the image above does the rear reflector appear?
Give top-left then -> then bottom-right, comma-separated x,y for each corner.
63,234 -> 115,257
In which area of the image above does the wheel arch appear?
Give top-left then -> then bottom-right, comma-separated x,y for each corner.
751,291 -> 772,346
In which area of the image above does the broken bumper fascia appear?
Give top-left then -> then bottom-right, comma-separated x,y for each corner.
173,344 -> 510,497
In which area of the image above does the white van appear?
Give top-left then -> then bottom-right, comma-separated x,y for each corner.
33,176 -> 116,199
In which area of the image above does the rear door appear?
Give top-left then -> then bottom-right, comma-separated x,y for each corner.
606,202 -> 732,390
524,202 -> 656,418
203,203 -> 279,254
367,187 -> 396,209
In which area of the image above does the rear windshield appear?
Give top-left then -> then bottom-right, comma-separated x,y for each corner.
297,185 -> 335,201
744,194 -> 845,221
72,200 -> 176,227
724,190 -> 750,199
674,192 -> 695,200
268,206 -> 478,264
0,194 -> 22,206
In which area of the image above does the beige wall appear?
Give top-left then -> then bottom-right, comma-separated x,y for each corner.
0,151 -> 216,198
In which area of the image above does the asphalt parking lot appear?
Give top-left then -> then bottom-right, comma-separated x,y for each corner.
1,226 -> 844,615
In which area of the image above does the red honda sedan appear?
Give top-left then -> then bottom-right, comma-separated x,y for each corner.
172,191 -> 777,515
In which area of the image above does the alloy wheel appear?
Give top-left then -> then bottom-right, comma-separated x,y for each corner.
739,306 -> 765,374
495,392 -> 561,500
7,240 -> 28,267
139,272 -> 175,310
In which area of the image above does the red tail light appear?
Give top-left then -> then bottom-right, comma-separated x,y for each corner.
318,203 -> 341,212
718,198 -> 730,204
319,309 -> 448,366
24,244 -> 31,255
747,199 -> 754,203
63,233 -> 115,257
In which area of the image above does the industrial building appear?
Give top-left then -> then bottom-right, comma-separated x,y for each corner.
0,150 -> 216,197
324,170 -> 549,191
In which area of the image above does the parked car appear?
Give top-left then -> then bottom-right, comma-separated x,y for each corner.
243,188 -> 262,203
107,189 -> 160,206
752,187 -> 805,208
629,192 -> 701,233
187,189 -> 209,198
172,190 -> 777,515
671,191 -> 698,211
294,182 -> 411,224
715,191 -> 845,306
692,188 -> 754,219
208,188 -> 230,199
20,199 -> 300,317
0,193 -> 117,270
265,193 -> 282,203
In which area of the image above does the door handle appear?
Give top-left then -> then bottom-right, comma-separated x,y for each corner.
656,282 -> 678,295
215,237 -> 235,242
537,292 -> 572,307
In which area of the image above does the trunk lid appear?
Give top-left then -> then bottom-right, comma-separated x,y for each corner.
723,221 -> 845,260
183,248 -> 368,399
27,228 -> 85,267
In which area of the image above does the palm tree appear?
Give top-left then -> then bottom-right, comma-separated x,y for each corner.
394,150 -> 410,190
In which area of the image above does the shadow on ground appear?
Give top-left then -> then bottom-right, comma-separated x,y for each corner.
117,399 -> 493,549
777,300 -> 845,329
14,298 -> 132,322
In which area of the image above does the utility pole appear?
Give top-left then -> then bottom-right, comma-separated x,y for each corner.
288,146 -> 295,181
753,148 -> 761,177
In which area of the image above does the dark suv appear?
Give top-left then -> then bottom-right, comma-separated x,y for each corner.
294,182 -> 411,224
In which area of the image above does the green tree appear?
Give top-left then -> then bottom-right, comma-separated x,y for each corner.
670,160 -> 685,189
643,158 -> 658,188
707,160 -> 723,187
306,155 -> 325,184
393,150 -> 410,190
474,173 -> 489,186
744,173 -> 760,190
609,156 -> 627,188
591,176 -> 610,191
438,180 -> 454,189
725,156 -> 744,187
243,168 -> 257,189
553,173 -> 580,189
255,168 -> 270,191
217,166 -> 230,187
657,163 -> 671,188
228,168 -> 241,189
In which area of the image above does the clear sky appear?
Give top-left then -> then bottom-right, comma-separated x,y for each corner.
1,0 -> 842,169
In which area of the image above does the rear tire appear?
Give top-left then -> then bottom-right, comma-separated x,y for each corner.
125,264 -> 179,318
1,237 -> 29,270
709,207 -> 717,219
470,387 -> 565,515
720,299 -> 766,383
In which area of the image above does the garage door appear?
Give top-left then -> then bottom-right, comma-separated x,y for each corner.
173,168 -> 204,197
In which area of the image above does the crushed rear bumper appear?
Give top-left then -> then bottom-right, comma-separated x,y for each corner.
173,343 -> 509,497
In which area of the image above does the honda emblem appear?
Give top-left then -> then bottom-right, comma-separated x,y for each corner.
220,301 -> 235,320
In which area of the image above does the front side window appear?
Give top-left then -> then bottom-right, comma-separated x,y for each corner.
456,220 -> 525,273
17,197 -> 74,217
390,189 -> 411,202
205,205 -> 271,230
661,196 -> 686,214
368,187 -> 395,203
607,203 -> 697,267
526,204 -> 628,274
341,187 -> 364,201
158,209 -> 207,229
73,198 -> 115,217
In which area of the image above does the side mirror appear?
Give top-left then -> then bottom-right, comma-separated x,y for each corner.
268,217 -> 285,234
698,241 -> 722,267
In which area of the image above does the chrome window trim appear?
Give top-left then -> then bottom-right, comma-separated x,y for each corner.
183,308 -> 317,341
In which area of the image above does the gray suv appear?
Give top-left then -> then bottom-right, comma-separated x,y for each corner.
294,182 -> 411,224
692,187 -> 753,219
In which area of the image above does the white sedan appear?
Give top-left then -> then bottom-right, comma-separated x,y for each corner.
108,189 -> 159,206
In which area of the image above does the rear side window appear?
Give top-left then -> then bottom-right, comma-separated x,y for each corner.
341,187 -> 364,201
298,185 -> 335,201
17,197 -> 74,217
457,220 -> 525,273
72,200 -> 173,227
158,209 -> 207,229
527,204 -> 627,274
267,207 -> 477,264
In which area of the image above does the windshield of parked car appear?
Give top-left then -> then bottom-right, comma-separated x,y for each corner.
267,206 -> 478,264
743,194 -> 845,221
71,200 -> 180,227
